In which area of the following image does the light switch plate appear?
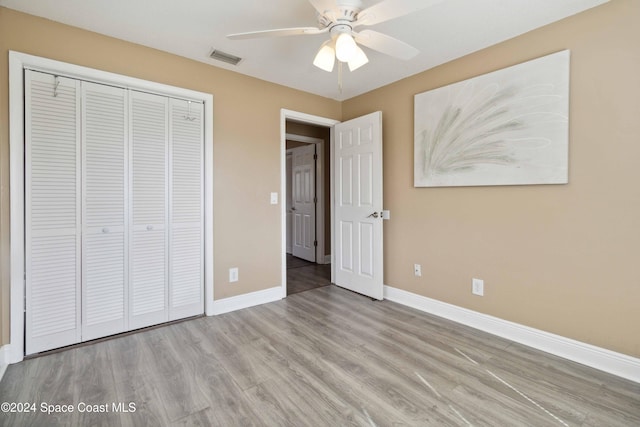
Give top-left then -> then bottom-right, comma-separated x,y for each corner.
472,278 -> 484,296
229,268 -> 239,283
270,192 -> 278,205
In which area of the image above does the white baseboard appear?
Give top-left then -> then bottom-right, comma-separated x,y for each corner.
210,286 -> 282,316
0,345 -> 10,382
384,285 -> 640,384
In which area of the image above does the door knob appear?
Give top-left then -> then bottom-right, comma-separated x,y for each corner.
367,212 -> 379,218
291,207 -> 296,211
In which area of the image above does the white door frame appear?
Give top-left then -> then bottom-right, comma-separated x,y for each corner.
280,110 -> 339,298
8,51 -> 215,363
286,133 -> 327,264
285,150 -> 293,254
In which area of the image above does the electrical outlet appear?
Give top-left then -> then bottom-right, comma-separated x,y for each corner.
472,278 -> 484,296
414,264 -> 422,277
229,267 -> 239,283
270,192 -> 278,205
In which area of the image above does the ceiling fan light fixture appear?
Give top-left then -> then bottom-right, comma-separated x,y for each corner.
348,45 -> 369,71
313,42 -> 336,72
335,32 -> 357,62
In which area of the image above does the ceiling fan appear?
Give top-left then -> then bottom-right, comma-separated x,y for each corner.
227,0 -> 443,72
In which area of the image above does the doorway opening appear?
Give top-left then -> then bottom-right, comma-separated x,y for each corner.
280,109 -> 340,298
285,125 -> 330,295
281,109 -> 384,300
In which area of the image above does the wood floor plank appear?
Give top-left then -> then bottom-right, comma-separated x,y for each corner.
484,343 -> 640,426
176,342 -> 265,426
68,340 -> 123,427
1,284 -> 639,426
107,332 -> 172,426
136,326 -> 211,422
289,293 -> 558,425
255,329 -> 410,426
254,304 -> 457,425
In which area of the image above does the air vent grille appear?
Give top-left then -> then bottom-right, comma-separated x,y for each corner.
209,49 -> 243,66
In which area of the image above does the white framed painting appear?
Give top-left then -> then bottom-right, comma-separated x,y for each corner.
414,50 -> 570,187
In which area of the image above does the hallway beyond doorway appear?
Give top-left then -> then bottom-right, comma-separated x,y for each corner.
287,254 -> 331,295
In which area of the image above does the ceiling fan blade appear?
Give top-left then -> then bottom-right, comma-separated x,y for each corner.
227,27 -> 327,40
354,30 -> 419,60
307,0 -> 336,16
355,0 -> 444,27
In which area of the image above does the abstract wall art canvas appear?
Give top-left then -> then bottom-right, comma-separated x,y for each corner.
414,50 -> 570,187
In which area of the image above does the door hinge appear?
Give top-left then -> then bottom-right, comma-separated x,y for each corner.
313,153 -> 318,160
314,240 -> 318,247
314,196 -> 317,204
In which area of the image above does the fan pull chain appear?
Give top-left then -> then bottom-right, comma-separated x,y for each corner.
338,62 -> 343,94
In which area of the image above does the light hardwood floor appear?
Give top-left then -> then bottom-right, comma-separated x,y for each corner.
1,285 -> 639,426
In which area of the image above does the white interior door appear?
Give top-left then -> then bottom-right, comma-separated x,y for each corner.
334,111 -> 383,300
25,71 -> 82,355
24,70 -> 206,355
291,144 -> 316,262
81,81 -> 128,341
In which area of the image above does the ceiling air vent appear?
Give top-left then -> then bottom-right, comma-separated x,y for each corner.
209,49 -> 243,66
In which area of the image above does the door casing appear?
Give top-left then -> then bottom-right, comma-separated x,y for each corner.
8,51 -> 214,363
280,110 -> 339,298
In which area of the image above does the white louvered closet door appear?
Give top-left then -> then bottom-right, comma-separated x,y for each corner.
25,71 -> 82,355
169,99 -> 204,320
129,91 -> 169,329
25,73 -> 206,354
81,81 -> 128,341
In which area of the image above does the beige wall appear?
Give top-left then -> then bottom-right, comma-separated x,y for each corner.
343,0 -> 640,357
0,7 -> 341,345
2,1 -> 639,359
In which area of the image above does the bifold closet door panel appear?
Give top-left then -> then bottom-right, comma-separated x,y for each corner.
81,82 -> 128,341
129,91 -> 169,329
169,99 -> 204,320
25,71 -> 82,355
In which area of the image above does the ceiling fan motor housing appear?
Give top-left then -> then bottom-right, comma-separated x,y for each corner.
318,0 -> 362,31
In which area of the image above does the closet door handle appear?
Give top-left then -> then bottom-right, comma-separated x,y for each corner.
146,225 -> 154,231
102,227 -> 110,233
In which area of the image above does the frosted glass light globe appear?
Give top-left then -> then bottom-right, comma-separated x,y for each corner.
335,33 -> 357,62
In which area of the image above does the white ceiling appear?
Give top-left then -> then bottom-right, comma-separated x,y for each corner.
1,0 -> 608,101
